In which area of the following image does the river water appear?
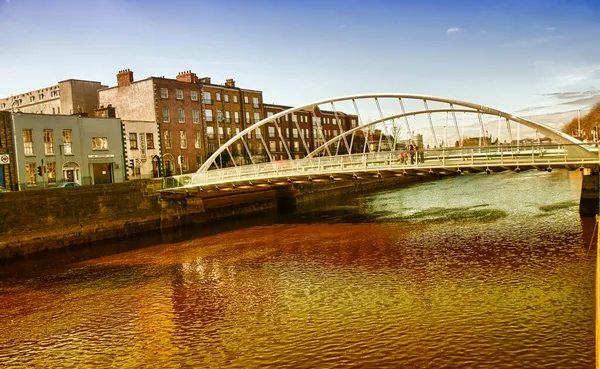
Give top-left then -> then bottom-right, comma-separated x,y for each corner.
0,170 -> 595,368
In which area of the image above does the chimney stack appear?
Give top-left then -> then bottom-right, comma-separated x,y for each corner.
225,78 -> 236,87
117,69 -> 134,87
176,70 -> 198,83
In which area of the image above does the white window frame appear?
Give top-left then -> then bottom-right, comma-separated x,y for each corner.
161,88 -> 168,98
177,108 -> 185,123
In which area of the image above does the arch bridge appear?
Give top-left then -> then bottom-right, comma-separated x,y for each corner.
162,94 -> 600,192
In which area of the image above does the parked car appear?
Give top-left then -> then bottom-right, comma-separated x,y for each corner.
57,182 -> 80,188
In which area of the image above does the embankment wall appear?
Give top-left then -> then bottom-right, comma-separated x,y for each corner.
0,175 -> 430,259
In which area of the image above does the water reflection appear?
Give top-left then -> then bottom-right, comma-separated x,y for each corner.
0,170 -> 595,368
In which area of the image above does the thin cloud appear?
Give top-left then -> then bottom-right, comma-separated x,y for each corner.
546,27 -> 556,31
446,27 -> 461,35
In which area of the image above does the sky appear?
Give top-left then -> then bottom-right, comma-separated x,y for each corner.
1,0 -> 600,117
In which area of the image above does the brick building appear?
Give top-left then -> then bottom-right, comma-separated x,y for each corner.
98,69 -> 265,177
0,79 -> 107,116
263,104 -> 360,159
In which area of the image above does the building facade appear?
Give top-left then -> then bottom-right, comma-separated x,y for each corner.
0,79 -> 107,116
0,111 -> 17,190
10,113 -> 126,190
263,104 -> 360,159
98,69 -> 266,177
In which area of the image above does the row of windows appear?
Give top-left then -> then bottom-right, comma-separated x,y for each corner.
161,107 -> 260,124
22,129 -> 73,156
25,162 -> 57,185
128,133 -> 156,150
159,88 -> 260,107
266,111 -> 356,126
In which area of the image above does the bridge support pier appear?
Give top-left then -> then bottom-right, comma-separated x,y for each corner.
580,169 -> 599,217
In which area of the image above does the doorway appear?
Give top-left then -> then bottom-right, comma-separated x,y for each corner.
92,163 -> 113,184
62,162 -> 80,184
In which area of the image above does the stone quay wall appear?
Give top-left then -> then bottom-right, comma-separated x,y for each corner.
0,175 -> 430,259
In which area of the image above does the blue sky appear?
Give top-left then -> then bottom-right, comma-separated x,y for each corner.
1,0 -> 599,115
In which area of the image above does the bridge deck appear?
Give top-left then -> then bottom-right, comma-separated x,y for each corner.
163,145 -> 600,191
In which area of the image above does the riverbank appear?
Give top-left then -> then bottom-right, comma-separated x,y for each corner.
0,175 -> 435,260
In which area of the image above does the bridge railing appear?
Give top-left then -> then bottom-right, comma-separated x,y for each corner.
162,143 -> 600,189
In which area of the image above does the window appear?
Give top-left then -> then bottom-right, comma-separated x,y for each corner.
293,128 -> 298,138
146,133 -> 155,149
216,93 -> 221,101
255,128 -> 262,139
267,112 -> 274,117
269,141 -> 277,152
245,112 -> 250,124
218,127 -> 224,139
26,163 -> 36,185
254,112 -> 261,123
244,96 -> 249,104
161,88 -> 168,98
180,131 -> 187,149
205,109 -> 213,122
44,129 -> 54,155
178,108 -> 184,123
208,143 -> 215,153
227,127 -> 232,137
235,127 -> 240,135
247,130 -> 253,139
164,130 -> 172,149
129,133 -> 138,149
22,129 -> 34,156
203,92 -> 212,104
191,91 -> 198,101
29,96 -> 35,103
233,95 -> 238,103
92,137 -> 108,150
206,126 -> 215,139
0,103 -> 4,109
38,93 -> 44,101
176,89 -> 183,100
268,126 -> 275,137
195,131 -> 202,148
234,111 -> 240,124
294,141 -> 300,151
252,97 -> 259,108
63,129 -> 72,155
217,110 -> 223,123
192,110 -> 200,124
162,107 -> 170,123
47,162 -> 56,184
292,114 -> 297,123
224,94 -> 229,103
225,111 -> 231,123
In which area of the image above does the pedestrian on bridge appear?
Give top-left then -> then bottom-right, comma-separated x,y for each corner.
409,145 -> 415,164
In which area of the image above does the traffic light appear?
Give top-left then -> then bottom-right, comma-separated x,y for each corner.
128,159 -> 134,169
37,166 -> 42,176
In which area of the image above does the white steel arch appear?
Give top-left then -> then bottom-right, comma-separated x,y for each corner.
198,93 -> 587,173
